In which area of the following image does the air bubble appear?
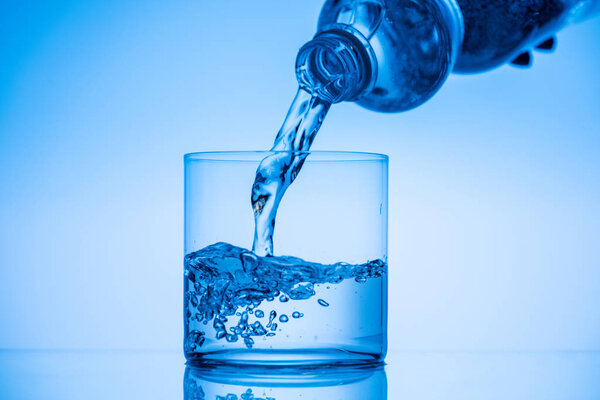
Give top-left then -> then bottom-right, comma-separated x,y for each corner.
225,334 -> 238,343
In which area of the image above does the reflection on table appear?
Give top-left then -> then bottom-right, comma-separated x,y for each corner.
184,363 -> 387,400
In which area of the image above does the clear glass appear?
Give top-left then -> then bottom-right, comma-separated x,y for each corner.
184,151 -> 388,366
184,363 -> 387,399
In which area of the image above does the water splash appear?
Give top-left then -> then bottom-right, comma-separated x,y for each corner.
184,242 -> 386,351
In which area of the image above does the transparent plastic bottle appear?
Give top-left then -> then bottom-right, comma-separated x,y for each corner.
296,0 -> 600,112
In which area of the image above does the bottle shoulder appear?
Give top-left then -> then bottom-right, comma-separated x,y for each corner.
316,0 -> 462,112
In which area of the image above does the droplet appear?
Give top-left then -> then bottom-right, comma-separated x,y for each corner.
292,311 -> 304,319
254,310 -> 264,318
279,294 -> 289,302
318,299 -> 329,307
279,314 -> 289,323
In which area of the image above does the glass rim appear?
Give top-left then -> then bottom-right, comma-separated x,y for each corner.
184,150 -> 388,162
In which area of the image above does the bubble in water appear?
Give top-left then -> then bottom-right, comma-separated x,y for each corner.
225,334 -> 238,343
279,294 -> 289,303
254,310 -> 264,318
318,299 -> 329,307
184,330 -> 205,353
279,314 -> 289,323
216,388 -> 275,400
266,310 -> 277,329
252,321 -> 267,336
216,330 -> 226,339
292,311 -> 304,319
289,282 -> 315,300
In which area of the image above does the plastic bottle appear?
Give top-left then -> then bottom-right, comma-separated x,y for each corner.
295,0 -> 600,112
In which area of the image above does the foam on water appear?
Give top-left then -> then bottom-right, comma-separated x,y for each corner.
184,242 -> 386,352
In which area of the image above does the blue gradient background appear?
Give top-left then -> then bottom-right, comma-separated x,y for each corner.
0,0 -> 599,353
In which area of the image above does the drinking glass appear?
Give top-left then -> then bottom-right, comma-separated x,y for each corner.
184,151 -> 388,365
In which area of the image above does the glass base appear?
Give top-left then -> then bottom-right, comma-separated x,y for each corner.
185,348 -> 385,368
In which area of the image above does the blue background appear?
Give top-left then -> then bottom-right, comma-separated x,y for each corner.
1,0 -> 599,352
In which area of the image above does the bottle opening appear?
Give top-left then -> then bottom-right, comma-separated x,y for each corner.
295,29 -> 375,104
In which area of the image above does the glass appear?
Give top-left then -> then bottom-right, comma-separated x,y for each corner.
184,363 -> 387,400
184,151 -> 388,366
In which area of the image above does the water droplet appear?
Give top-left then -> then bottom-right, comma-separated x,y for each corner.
254,310 -> 264,318
318,299 -> 329,307
279,294 -> 289,302
279,314 -> 289,323
292,311 -> 304,319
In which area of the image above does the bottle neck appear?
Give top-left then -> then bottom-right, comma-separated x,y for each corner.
295,29 -> 376,104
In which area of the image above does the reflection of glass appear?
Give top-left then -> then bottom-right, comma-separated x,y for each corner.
184,363 -> 387,400
184,152 -> 388,365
